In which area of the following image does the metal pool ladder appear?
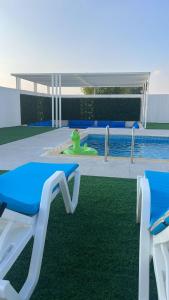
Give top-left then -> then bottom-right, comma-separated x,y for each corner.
131,127 -> 135,163
104,125 -> 110,162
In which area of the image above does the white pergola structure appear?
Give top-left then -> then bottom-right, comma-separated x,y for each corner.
11,72 -> 150,128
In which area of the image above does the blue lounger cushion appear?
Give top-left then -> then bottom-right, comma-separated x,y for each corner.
0,162 -> 79,216
145,170 -> 169,235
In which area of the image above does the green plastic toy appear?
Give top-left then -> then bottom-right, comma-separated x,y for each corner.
63,129 -> 98,156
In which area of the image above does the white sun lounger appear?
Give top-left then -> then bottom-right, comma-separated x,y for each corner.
0,162 -> 80,300
137,170 -> 169,300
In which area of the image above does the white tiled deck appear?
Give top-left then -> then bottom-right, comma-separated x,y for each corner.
0,127 -> 169,178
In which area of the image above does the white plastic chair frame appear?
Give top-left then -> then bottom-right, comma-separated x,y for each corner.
137,175 -> 169,300
0,168 -> 80,300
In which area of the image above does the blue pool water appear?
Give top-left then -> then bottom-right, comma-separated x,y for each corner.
81,135 -> 169,159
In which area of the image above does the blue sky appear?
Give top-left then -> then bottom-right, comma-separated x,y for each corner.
0,0 -> 169,93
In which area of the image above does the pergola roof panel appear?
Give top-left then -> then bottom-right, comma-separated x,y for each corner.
11,72 -> 150,88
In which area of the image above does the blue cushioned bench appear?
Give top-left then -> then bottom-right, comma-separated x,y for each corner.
68,120 -> 95,129
97,120 -> 112,127
29,120 -> 52,127
0,162 -> 79,216
110,121 -> 125,128
145,170 -> 169,235
69,120 -> 126,128
97,121 -> 125,128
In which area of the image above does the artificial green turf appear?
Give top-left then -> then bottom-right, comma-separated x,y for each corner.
147,123 -> 169,130
2,175 -> 157,299
0,126 -> 54,145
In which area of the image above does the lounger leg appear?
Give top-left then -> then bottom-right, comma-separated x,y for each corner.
161,242 -> 169,300
19,171 -> 80,300
162,243 -> 169,300
136,176 -> 142,224
139,223 -> 151,300
71,169 -> 80,212
19,202 -> 51,300
60,169 -> 80,214
153,243 -> 167,300
138,178 -> 151,300
153,239 -> 169,300
0,280 -> 22,300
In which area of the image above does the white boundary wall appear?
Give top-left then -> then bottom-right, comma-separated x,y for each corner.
0,86 -> 169,127
0,86 -> 21,128
147,94 -> 169,123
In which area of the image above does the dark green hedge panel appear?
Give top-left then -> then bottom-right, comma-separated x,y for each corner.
62,98 -> 141,121
20,95 -> 141,124
20,94 -> 52,124
62,99 -> 81,120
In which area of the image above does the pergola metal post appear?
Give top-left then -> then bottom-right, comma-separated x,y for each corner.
140,92 -> 143,125
55,74 -> 58,128
143,92 -> 145,126
51,74 -> 55,128
141,83 -> 146,127
47,86 -> 50,95
144,81 -> 149,129
58,74 -> 62,128
16,77 -> 21,90
34,83 -> 37,93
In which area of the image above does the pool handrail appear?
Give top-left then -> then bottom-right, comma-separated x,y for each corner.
104,125 -> 110,162
131,127 -> 135,163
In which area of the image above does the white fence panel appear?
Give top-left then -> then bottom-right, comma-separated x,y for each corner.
147,94 -> 169,123
0,87 -> 21,128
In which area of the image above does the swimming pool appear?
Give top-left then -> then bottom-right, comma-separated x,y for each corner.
81,134 -> 169,159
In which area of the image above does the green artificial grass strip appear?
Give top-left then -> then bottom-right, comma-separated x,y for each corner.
0,126 -> 54,145
147,123 -> 169,130
1,175 -> 157,299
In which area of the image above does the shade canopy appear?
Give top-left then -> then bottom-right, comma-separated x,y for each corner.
12,72 -> 150,88
12,72 -> 150,129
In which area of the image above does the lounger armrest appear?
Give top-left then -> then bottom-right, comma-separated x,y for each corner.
41,169 -> 80,214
